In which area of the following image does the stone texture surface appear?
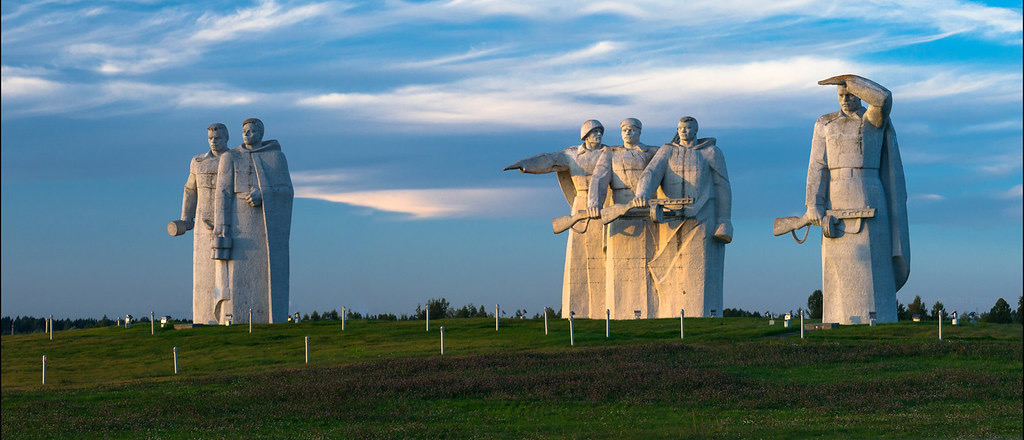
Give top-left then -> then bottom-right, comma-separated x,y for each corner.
169,123 -> 229,325
213,118 -> 294,324
505,120 -> 608,318
804,75 -> 911,325
589,118 -> 659,319
634,117 -> 732,318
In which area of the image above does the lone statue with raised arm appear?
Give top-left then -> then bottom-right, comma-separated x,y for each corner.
776,75 -> 910,325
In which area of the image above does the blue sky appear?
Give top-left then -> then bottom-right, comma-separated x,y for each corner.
2,0 -> 1021,320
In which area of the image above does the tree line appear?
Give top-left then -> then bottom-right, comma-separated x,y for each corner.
805,290 -> 1022,324
5,295 -> 1020,333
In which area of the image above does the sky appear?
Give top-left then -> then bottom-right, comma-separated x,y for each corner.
2,0 -> 1022,321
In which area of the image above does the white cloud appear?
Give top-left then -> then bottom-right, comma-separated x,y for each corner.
0,66 -> 65,99
916,193 -> 947,201
295,185 -> 546,219
999,184 -> 1023,199
189,0 -> 332,43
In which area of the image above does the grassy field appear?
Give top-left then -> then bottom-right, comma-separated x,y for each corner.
2,317 -> 1021,438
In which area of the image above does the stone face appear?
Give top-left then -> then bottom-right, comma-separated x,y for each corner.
169,123 -> 230,325
212,118 -> 294,324
504,120 -> 608,318
633,117 -> 732,318
797,74 -> 910,325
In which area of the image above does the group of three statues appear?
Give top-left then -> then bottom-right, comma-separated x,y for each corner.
169,118 -> 294,325
506,75 -> 910,324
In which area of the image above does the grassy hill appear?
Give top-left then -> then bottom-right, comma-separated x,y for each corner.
2,317 -> 1021,438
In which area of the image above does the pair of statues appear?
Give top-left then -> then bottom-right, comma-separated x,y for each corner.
509,75 -> 910,324
507,116 -> 732,319
168,119 -> 294,325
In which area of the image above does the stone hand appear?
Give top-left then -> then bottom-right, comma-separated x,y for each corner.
630,196 -> 648,209
585,206 -> 601,219
245,187 -> 263,207
503,160 -> 525,172
713,223 -> 733,244
818,74 -> 854,86
803,207 -> 824,226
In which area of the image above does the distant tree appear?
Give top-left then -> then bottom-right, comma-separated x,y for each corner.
930,302 -> 946,320
1017,296 -> 1022,324
723,308 -> 761,318
896,301 -> 909,321
327,309 -> 339,320
310,310 -> 321,321
426,298 -> 452,319
907,295 -> 927,319
302,313 -> 310,321
807,290 -> 823,319
984,298 -> 1013,324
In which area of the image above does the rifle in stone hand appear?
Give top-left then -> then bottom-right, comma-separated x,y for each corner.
773,208 -> 876,243
600,197 -> 694,225
551,212 -> 593,234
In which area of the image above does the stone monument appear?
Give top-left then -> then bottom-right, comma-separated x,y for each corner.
504,120 -> 608,318
168,123 -> 230,325
774,74 -> 910,325
632,116 -> 733,318
589,118 -> 659,319
213,118 -> 294,324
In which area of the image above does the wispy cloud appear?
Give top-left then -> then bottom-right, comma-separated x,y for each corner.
295,185 -> 546,219
998,184 -> 1023,199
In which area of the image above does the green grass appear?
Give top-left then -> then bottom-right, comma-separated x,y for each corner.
2,318 -> 1021,438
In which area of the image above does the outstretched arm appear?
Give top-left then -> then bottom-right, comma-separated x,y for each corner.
819,74 -> 891,127
503,150 -> 570,174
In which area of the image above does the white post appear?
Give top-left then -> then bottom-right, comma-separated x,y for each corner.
342,307 -> 346,331
938,310 -> 943,341
42,355 -> 47,385
249,309 -> 253,333
800,312 -> 805,339
45,317 -> 49,335
495,305 -> 499,331
173,347 -> 178,374
605,309 -> 610,338
569,312 -> 575,346
440,326 -> 445,356
49,316 -> 53,340
680,309 -> 685,339
151,311 -> 155,335
425,307 -> 429,331
540,309 -> 548,337
304,336 -> 310,364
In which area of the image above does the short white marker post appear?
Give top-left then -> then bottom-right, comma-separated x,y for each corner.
425,307 -> 430,332
304,336 -> 310,364
495,305 -> 499,331
249,309 -> 253,333
45,317 -> 49,335
680,309 -> 685,339
341,307 -> 346,331
800,312 -> 805,339
151,311 -> 155,335
605,309 -> 610,338
173,347 -> 178,374
938,310 -> 943,341
49,316 -> 53,341
540,306 -> 548,335
569,311 -> 575,346
440,326 -> 445,356
42,355 -> 47,385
